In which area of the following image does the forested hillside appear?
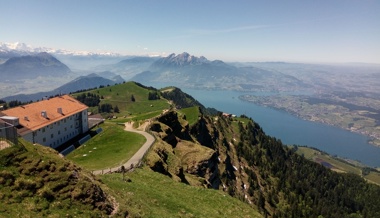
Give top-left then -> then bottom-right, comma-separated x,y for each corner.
145,88 -> 380,218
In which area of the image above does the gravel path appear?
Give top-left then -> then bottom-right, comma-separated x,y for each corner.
92,122 -> 155,175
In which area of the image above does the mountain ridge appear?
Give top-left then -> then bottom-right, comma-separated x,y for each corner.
0,42 -> 121,58
0,52 -> 71,81
132,52 -> 308,91
2,73 -> 121,102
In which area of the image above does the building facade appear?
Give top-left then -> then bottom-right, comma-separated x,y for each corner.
0,95 -> 88,149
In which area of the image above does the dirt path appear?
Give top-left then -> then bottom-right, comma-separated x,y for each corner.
92,121 -> 155,175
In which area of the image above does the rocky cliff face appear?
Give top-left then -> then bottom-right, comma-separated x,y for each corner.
145,110 -> 251,196
145,102 -> 380,218
146,111 -> 219,187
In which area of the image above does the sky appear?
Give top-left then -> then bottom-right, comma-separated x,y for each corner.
1,0 -> 380,63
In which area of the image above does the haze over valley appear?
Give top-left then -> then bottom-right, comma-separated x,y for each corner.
1,1 -> 380,217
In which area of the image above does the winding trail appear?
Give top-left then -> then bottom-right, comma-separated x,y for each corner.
92,122 -> 155,175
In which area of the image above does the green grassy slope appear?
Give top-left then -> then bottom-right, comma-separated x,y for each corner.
179,106 -> 200,126
101,168 -> 262,218
66,122 -> 146,171
0,139 -> 114,217
73,81 -> 170,120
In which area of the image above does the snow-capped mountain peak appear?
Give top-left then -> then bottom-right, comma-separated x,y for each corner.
0,42 -> 121,57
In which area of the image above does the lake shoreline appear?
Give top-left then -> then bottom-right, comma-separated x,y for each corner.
238,95 -> 380,148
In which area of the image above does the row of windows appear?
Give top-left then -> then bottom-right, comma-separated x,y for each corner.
37,113 -> 82,133
43,130 -> 79,147
36,124 -> 74,137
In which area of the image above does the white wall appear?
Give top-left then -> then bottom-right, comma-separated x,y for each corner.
24,109 -> 88,149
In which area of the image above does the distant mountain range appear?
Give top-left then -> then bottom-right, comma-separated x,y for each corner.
131,52 -> 309,91
0,42 -> 121,58
93,56 -> 158,79
0,42 -> 312,95
0,52 -> 71,81
2,73 -> 123,102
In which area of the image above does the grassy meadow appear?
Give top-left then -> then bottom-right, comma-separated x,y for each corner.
66,122 -> 146,171
101,168 -> 262,218
73,81 -> 170,121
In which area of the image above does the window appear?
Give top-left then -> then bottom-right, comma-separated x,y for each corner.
58,130 -> 60,135
43,137 -> 46,142
51,134 -> 54,138
42,128 -> 45,133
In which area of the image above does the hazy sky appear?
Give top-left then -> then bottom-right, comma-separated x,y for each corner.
2,0 -> 380,63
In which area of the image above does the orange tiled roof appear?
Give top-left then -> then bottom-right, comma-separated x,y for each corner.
0,95 -> 88,134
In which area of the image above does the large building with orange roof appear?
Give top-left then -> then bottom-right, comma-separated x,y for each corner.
0,95 -> 88,149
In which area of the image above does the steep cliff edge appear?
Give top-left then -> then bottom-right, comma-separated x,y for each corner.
145,105 -> 380,218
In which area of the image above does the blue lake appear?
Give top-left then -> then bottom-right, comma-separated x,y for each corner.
180,88 -> 380,167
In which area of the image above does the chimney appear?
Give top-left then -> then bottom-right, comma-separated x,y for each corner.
57,107 -> 63,114
24,116 -> 29,121
41,111 -> 47,118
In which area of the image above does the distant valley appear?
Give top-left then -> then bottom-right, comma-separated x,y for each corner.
1,43 -> 380,151
1,47 -> 380,216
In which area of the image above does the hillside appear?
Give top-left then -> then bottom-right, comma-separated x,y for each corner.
2,73 -> 120,102
0,139 -> 115,217
2,82 -> 380,217
142,88 -> 380,217
0,134 -> 262,217
131,52 -> 307,91
93,56 -> 158,80
0,52 -> 71,81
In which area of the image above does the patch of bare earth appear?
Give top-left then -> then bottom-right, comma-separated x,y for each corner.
0,141 -> 11,150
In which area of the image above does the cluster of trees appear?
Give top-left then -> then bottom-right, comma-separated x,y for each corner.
1,100 -> 32,109
160,88 -> 211,115
76,93 -> 102,107
96,103 -> 120,113
70,86 -> 99,94
148,91 -> 160,100
228,117 -> 380,218
98,103 -> 113,113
